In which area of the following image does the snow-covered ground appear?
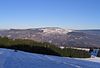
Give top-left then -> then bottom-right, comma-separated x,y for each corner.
77,57 -> 100,63
0,48 -> 100,68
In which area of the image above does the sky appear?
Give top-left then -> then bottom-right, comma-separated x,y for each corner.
0,0 -> 100,29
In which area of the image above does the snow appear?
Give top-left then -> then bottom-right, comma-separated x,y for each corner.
40,27 -> 73,34
78,57 -> 100,63
0,48 -> 100,68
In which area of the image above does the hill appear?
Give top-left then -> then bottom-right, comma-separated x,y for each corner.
0,27 -> 100,48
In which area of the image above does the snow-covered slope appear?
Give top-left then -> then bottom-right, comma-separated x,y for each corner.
0,48 -> 100,68
40,27 -> 73,34
78,57 -> 100,63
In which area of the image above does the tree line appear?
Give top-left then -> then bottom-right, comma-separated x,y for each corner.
0,36 -> 91,58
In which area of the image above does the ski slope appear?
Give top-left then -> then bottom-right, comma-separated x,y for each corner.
0,48 -> 100,68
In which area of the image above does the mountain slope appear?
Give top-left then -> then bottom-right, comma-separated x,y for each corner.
0,48 -> 100,68
0,27 -> 100,48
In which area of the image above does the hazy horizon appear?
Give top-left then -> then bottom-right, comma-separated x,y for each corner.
0,27 -> 100,30
0,0 -> 100,29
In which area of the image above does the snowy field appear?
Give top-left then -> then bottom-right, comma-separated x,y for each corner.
0,48 -> 100,68
77,57 -> 100,63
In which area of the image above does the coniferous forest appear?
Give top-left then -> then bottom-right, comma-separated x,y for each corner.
0,36 -> 91,58
97,50 -> 100,57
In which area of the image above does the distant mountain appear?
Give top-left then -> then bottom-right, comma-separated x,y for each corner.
0,27 -> 100,48
76,30 -> 100,37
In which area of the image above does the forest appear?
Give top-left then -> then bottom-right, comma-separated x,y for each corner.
0,36 -> 91,58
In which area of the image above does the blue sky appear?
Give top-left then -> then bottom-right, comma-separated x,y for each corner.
0,0 -> 100,29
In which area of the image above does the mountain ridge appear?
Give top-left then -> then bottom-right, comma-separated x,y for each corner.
0,27 -> 100,48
